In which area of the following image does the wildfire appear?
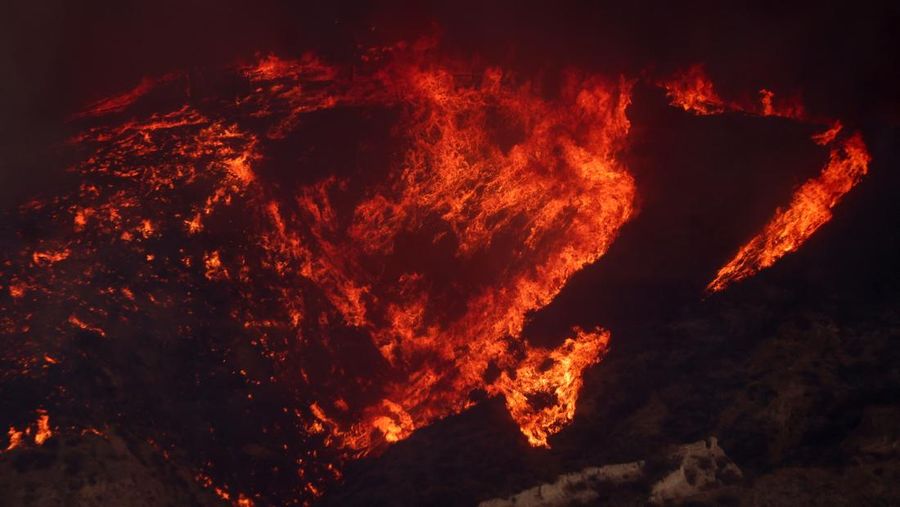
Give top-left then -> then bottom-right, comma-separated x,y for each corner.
196,472 -> 257,507
759,88 -> 804,119
662,65 -> 805,119
708,132 -> 870,291
31,249 -> 70,266
0,43 -> 872,504
8,282 -> 27,298
492,329 -> 610,447
661,64 -> 726,115
68,314 -> 107,337
34,410 -> 52,445
661,65 -> 870,292
5,428 -> 23,451
321,65 -> 635,454
185,213 -> 203,234
204,251 -> 228,280
2,411 -> 53,452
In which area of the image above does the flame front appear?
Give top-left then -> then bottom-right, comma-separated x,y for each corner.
707,131 -> 869,291
1,44 -> 636,499
661,65 -> 870,292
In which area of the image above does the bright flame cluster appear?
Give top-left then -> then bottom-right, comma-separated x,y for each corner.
661,65 -> 870,292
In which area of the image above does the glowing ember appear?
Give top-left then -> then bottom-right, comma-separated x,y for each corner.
8,283 -> 27,298
32,249 -> 71,266
34,410 -> 52,445
2,411 -> 53,452
68,315 -> 107,337
5,428 -> 23,452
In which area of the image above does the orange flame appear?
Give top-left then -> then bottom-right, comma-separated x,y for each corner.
3,411 -> 52,452
32,249 -> 70,266
5,427 -> 23,451
662,66 -> 871,292
707,133 -> 869,291
492,329 -> 610,446
68,314 -> 107,337
34,410 -> 52,445
661,64 -> 726,115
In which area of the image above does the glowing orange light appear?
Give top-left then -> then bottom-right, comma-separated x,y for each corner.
660,64 -> 726,115
5,427 -> 23,451
34,411 -> 52,445
661,66 -> 871,292
708,133 -> 869,291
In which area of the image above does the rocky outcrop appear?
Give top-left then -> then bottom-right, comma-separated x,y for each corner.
649,437 -> 742,505
480,437 -> 742,506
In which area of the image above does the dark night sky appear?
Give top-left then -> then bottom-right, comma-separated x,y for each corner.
2,1 -> 899,204
3,1 -> 899,131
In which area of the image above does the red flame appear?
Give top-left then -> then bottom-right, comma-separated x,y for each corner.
2,411 -> 52,452
227,53 -> 638,452
660,65 -> 870,292
708,131 -> 869,291
661,64 -> 726,115
0,45 -> 872,502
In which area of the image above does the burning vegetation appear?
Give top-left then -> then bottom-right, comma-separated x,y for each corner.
659,65 -> 870,292
0,42 -> 871,504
